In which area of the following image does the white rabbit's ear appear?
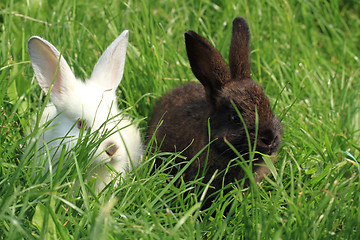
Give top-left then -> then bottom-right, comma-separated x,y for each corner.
28,36 -> 76,101
90,30 -> 129,91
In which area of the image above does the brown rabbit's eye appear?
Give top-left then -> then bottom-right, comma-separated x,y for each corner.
77,119 -> 88,130
230,113 -> 242,124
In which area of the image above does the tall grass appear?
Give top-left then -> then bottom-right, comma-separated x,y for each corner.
1,0 -> 359,239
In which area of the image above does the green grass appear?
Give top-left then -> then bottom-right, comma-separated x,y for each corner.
1,0 -> 360,239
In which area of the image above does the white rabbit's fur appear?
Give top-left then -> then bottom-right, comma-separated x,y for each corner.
28,30 -> 143,192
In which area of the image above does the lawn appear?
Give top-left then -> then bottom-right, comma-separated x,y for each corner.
1,0 -> 360,239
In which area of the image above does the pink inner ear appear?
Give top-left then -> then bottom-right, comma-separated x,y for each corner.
52,69 -> 63,95
109,59 -> 119,90
89,31 -> 128,91
29,37 -> 76,101
48,57 -> 79,102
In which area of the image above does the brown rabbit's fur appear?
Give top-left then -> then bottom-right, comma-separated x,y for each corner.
148,17 -> 282,209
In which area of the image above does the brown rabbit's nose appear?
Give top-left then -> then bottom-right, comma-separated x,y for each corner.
259,130 -> 279,148
105,142 -> 119,157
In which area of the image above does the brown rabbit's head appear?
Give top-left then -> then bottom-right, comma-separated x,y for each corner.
185,17 -> 282,159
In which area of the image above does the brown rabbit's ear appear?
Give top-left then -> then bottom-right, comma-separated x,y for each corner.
229,17 -> 251,80
185,31 -> 231,103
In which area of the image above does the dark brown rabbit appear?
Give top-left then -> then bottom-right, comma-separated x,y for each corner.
148,17 -> 282,208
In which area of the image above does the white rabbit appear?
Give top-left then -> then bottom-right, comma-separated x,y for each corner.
28,30 -> 143,192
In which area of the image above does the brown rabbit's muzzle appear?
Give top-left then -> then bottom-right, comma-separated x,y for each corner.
255,117 -> 282,155
210,124 -> 281,160
210,81 -> 282,159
